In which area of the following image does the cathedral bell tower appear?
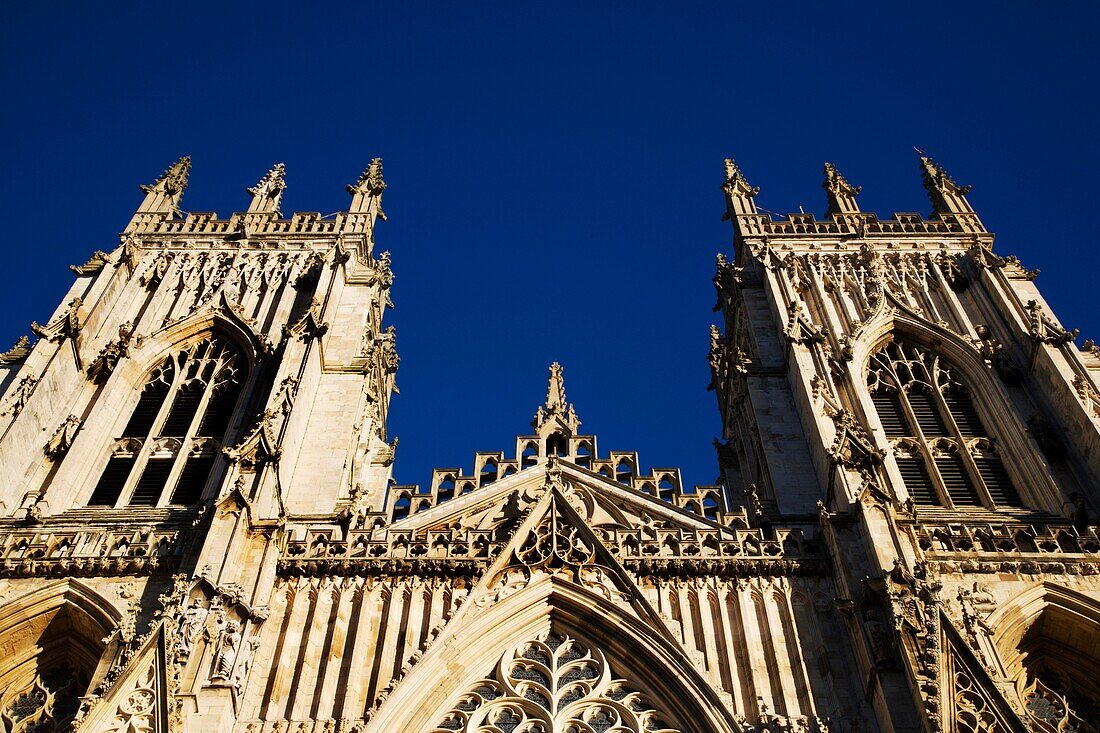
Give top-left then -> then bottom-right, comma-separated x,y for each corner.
0,157 -> 399,731
714,151 -> 1100,732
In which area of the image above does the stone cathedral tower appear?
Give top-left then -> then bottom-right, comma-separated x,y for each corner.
0,153 -> 1096,733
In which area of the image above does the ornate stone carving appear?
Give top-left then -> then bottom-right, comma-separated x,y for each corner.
44,414 -> 82,460
284,299 -> 329,342
349,158 -> 386,197
70,250 -> 112,276
369,325 -> 399,374
174,599 -> 208,657
1073,375 -> 1100,419
86,322 -> 134,383
0,335 -> 31,365
431,632 -> 682,733
1026,299 -> 1078,345
31,297 -> 83,343
210,620 -> 242,682
247,163 -> 287,215
1,375 -> 38,418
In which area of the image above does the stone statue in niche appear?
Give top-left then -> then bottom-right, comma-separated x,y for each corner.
175,599 -> 208,656
211,620 -> 242,681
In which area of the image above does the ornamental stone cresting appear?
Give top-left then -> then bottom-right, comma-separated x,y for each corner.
0,152 -> 1097,732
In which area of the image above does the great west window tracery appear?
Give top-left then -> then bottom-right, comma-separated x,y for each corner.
433,632 -> 681,733
88,337 -> 246,507
867,339 -> 1022,509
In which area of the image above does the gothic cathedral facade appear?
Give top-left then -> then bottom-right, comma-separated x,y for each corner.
0,153 -> 1097,733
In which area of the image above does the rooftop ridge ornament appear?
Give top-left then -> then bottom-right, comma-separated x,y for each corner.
129,156 -> 191,224
349,157 -> 386,196
823,161 -> 862,215
722,158 -> 759,197
721,157 -> 760,219
532,362 -> 580,434
915,147 -> 977,218
246,162 -> 286,214
139,155 -> 191,197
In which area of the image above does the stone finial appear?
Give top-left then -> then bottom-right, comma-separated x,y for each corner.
246,163 -> 286,214
721,158 -> 759,218
915,148 -> 975,215
533,362 -> 580,434
348,158 -> 387,215
349,158 -> 386,196
133,156 -> 191,217
140,155 -> 191,197
823,162 -> 862,215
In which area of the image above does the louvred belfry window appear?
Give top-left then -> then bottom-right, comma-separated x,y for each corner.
867,340 -> 1023,509
87,338 -> 245,507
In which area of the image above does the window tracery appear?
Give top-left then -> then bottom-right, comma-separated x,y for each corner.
867,340 -> 1021,509
88,337 -> 246,507
0,664 -> 84,733
1021,664 -> 1100,733
432,632 -> 680,733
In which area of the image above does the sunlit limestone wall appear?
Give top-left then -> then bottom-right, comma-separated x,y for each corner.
716,154 -> 1100,733
0,158 -> 398,521
0,157 -> 398,733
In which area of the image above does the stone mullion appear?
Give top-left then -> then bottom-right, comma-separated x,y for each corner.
402,578 -> 427,663
739,585 -> 772,719
896,385 -> 955,509
365,582 -> 404,710
695,582 -> 724,690
806,260 -> 849,338
156,357 -> 221,507
262,255 -> 309,340
791,585 -> 841,716
930,383 -> 993,508
762,585 -> 799,716
931,256 -> 976,339
267,580 -> 318,718
676,583 -> 700,663
776,586 -> 817,717
115,358 -> 188,507
140,253 -> 186,332
291,582 -> 339,720
258,581 -> 309,720
426,580 -> 446,636
717,582 -> 751,713
336,581 -> 377,719
162,254 -> 205,326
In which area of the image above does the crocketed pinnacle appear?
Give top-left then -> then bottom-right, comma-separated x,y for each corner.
349,157 -> 386,196
140,155 -> 191,196
246,163 -> 286,214
915,148 -> 972,198
533,362 -> 580,433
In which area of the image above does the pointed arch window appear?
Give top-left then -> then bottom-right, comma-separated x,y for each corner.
867,340 -> 1022,509
87,337 -> 246,508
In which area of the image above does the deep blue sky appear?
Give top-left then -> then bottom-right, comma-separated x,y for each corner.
2,3 -> 1098,490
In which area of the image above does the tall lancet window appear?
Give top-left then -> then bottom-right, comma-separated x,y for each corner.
867,339 -> 1022,509
87,337 -> 246,507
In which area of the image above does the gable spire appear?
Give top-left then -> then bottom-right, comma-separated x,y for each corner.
533,362 -> 580,435
915,148 -> 976,215
721,157 -> 760,217
246,162 -> 286,214
347,157 -> 387,216
823,161 -> 861,214
128,155 -> 190,227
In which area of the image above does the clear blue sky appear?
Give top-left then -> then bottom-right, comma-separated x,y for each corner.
2,3 -> 1097,490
